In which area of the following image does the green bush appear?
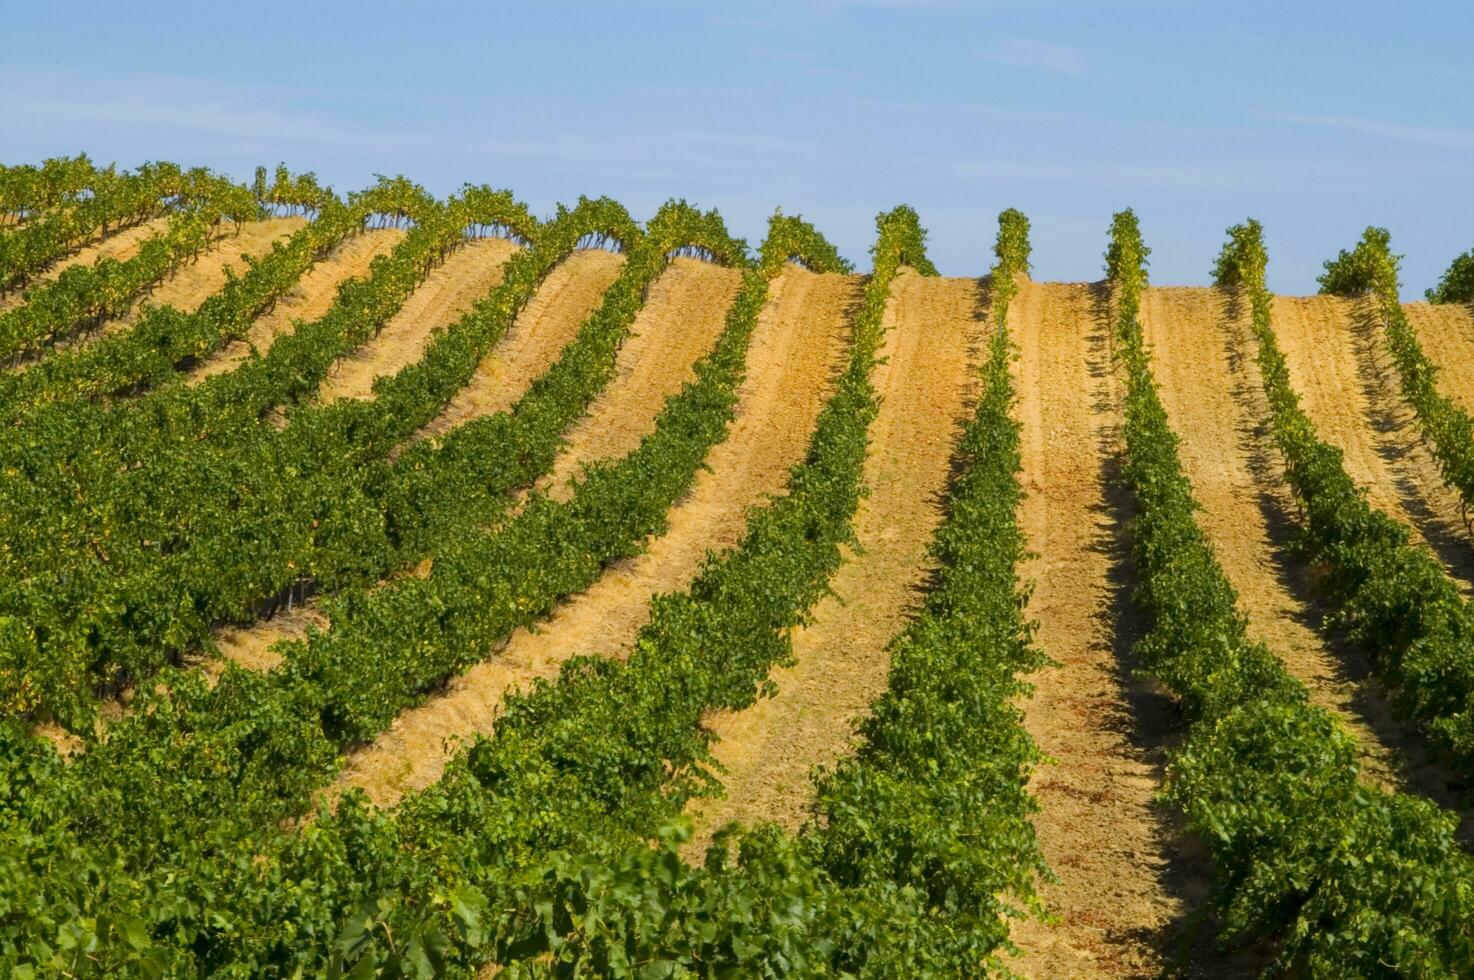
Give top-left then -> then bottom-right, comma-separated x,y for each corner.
1426,247 -> 1474,304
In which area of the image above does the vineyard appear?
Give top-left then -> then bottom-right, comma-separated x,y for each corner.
2,155 -> 1474,977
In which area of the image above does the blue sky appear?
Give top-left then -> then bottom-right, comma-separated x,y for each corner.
2,0 -> 1470,294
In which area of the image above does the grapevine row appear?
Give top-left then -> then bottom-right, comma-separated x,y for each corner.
342,205 -> 1045,976
0,171 -> 256,364
1113,210 -> 1474,974
1425,244 -> 1474,304
0,172 -> 397,417
1319,227 -> 1474,532
0,153 -> 100,220
0,206 -> 847,974
1219,221 -> 1474,773
0,190 -> 615,725
498,206 -> 1057,975
496,208 -> 1054,975
0,161 -> 221,293
223,206 -> 915,976
252,162 -> 329,217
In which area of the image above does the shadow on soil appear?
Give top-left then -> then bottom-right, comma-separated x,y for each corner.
910,274 -> 1008,613
1346,299 -> 1474,591
1218,289 -> 1474,842
1085,282 -> 1273,978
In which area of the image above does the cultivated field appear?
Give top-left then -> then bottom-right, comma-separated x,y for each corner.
2,156 -> 1473,977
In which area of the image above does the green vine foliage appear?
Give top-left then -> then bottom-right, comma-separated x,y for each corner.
347,205 -> 941,978
0,202 -> 827,975
1321,227 -> 1474,535
0,161 -> 232,294
182,206 -> 898,976
0,193 -> 632,726
11,176 -> 1471,974
0,154 -> 101,219
0,171 -> 258,364
783,206 -> 1050,974
0,175 -> 369,417
2,201 -> 1047,976
1426,247 -> 1474,304
0,186 -> 462,721
995,207 -> 1031,278
1316,225 -> 1396,296
399,206 -> 1050,977
1103,210 -> 1474,974
1272,225 -> 1474,767
256,161 -> 329,216
1105,207 -> 1149,284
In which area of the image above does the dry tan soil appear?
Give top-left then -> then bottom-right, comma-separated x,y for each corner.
317,237 -> 521,404
1142,286 -> 1470,832
687,269 -> 979,848
186,227 -> 405,383
336,263 -> 857,807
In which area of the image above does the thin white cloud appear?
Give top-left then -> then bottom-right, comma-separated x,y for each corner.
1270,111 -> 1474,150
918,155 -> 1297,192
0,68 -> 383,150
861,96 -> 1253,140
951,159 -> 1247,188
977,38 -> 1088,77
0,67 -> 832,191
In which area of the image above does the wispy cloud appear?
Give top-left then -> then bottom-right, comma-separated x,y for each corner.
0,68 -> 388,151
1270,111 -> 1474,150
913,154 -> 1336,193
937,158 -> 1250,189
0,66 -> 841,197
859,96 -> 1255,141
976,38 -> 1088,77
